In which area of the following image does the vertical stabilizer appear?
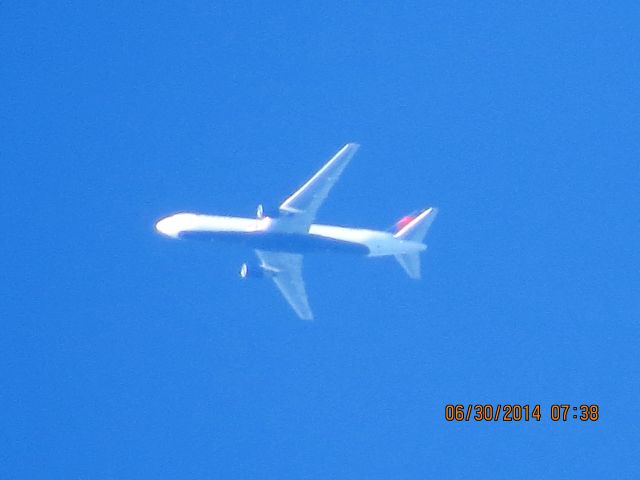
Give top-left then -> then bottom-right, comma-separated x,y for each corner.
394,207 -> 438,243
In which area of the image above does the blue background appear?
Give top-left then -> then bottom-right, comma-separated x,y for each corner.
2,2 -> 639,478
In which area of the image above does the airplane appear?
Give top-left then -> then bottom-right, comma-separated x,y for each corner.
155,143 -> 438,320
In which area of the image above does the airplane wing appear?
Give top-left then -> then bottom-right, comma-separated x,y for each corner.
278,143 -> 359,231
255,249 -> 313,320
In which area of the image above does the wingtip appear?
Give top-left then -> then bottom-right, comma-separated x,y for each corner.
340,142 -> 360,152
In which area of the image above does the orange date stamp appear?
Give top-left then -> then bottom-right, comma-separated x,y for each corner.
444,404 -> 599,422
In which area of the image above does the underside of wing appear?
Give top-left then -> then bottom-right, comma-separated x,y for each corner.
255,250 -> 313,320
278,143 -> 359,231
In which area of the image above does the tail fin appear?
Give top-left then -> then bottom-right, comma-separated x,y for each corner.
393,207 -> 438,279
394,207 -> 438,243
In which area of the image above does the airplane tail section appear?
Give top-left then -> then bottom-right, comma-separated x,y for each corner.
394,251 -> 423,279
394,207 -> 438,243
393,207 -> 438,279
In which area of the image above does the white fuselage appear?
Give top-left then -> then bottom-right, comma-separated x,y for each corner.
155,213 -> 426,257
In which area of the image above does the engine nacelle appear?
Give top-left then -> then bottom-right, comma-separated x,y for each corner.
256,203 -> 280,219
239,262 -> 264,279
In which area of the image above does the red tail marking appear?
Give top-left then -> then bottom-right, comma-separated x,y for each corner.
395,215 -> 415,232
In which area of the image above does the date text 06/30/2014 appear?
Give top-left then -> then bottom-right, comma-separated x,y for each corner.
444,404 -> 599,422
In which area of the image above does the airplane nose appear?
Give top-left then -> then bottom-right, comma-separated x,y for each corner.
155,217 -> 178,237
155,218 -> 167,234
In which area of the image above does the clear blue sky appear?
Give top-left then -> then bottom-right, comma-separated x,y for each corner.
2,2 -> 639,478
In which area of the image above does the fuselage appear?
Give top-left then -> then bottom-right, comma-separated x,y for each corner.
155,213 -> 426,257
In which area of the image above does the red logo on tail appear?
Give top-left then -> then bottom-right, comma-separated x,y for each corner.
395,215 -> 415,232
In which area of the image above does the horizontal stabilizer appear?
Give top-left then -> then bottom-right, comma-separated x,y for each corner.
394,251 -> 423,279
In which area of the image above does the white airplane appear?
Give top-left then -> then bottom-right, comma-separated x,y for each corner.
155,144 -> 438,320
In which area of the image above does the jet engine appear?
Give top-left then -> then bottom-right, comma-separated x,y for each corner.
239,262 -> 264,279
256,203 -> 280,219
